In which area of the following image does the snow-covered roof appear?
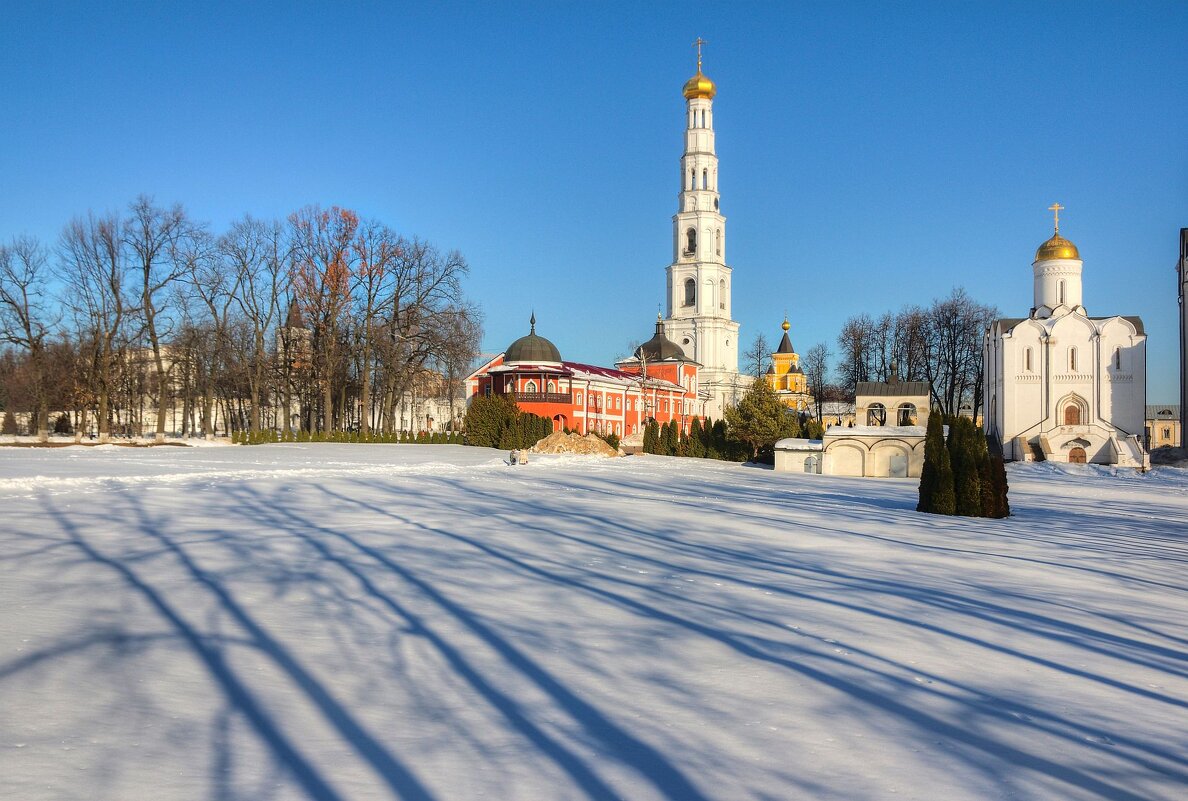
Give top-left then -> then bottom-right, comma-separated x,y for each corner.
820,402 -> 855,415
825,425 -> 927,438
774,438 -> 824,451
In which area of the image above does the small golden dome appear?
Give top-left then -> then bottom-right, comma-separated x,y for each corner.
781,318 -> 791,332
683,71 -> 716,100
1034,232 -> 1080,262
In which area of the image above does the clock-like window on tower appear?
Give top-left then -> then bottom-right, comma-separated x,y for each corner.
683,278 -> 696,307
685,228 -> 697,256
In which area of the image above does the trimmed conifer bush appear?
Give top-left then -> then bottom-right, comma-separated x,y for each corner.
686,418 -> 706,457
1,411 -> 16,435
917,413 -> 956,514
989,453 -> 1011,518
54,413 -> 73,435
949,417 -> 982,516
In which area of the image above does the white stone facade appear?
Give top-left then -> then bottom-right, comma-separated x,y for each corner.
662,81 -> 740,418
984,228 -> 1148,468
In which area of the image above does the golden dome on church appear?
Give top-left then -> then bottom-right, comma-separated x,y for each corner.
683,71 -> 716,100
1034,232 -> 1080,262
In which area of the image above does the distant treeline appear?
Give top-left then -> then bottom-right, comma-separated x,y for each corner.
0,197 -> 481,441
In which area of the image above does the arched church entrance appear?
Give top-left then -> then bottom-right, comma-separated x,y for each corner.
552,414 -> 567,432
1069,447 -> 1087,464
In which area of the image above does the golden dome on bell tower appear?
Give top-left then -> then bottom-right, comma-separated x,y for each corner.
683,72 -> 717,100
683,37 -> 717,100
1034,203 -> 1080,262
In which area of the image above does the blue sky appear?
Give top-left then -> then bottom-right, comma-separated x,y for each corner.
2,2 -> 1185,400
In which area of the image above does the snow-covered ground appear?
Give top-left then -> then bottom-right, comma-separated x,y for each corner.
1,444 -> 1185,801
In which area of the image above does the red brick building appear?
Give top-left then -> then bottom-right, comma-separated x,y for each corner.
466,315 -> 706,438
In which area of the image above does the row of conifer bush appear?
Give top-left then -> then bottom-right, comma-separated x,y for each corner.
917,414 -> 1009,518
641,416 -> 749,460
461,394 -> 553,449
232,428 -> 465,445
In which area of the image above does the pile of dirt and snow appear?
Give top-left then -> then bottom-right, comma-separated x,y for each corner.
1150,445 -> 1188,468
530,430 -> 620,456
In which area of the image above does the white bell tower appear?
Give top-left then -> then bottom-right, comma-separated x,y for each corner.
663,39 -> 741,416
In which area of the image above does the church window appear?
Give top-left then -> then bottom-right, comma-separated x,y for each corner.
547,380 -> 556,393
1113,347 -> 1121,370
702,169 -> 708,189
1025,347 -> 1033,372
897,403 -> 917,426
715,229 -> 721,256
1069,347 -> 1077,372
1059,280 -> 1066,305
720,279 -> 726,309
684,278 -> 696,306
700,109 -> 706,128
689,169 -> 695,191
524,380 -> 538,394
867,403 -> 887,426
685,228 -> 697,255
575,392 -> 582,404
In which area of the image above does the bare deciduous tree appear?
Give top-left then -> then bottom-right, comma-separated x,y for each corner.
59,213 -> 134,443
801,342 -> 830,422
744,331 -> 771,380
0,236 -> 55,440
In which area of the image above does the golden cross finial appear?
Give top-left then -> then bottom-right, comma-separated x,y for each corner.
1048,202 -> 1064,233
693,37 -> 707,72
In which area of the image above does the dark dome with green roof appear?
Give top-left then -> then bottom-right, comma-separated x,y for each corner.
505,313 -> 562,364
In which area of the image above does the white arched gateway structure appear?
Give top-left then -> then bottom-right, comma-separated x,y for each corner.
775,378 -> 932,478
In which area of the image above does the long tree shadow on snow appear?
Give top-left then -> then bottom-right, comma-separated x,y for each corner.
311,472 -> 1187,801
36,494 -> 440,801
220,480 -> 715,801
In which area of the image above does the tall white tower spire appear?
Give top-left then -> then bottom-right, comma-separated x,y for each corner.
663,40 -> 741,415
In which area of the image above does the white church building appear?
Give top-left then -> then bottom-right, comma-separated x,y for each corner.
983,207 -> 1148,468
661,44 -> 743,419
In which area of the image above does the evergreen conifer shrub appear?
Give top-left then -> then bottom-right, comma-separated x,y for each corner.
663,420 -> 679,455
989,453 -> 1011,518
686,418 -> 706,457
54,413 -> 73,435
1,411 -> 16,435
950,417 -> 982,516
917,413 -> 956,514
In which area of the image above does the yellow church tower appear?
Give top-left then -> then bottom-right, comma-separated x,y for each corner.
765,318 -> 814,411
